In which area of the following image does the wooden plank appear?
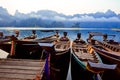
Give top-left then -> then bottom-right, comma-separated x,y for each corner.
0,65 -> 42,70
0,59 -> 44,62
0,69 -> 41,75
0,61 -> 44,67
0,59 -> 45,64
0,73 -> 36,79
0,59 -> 45,80
0,59 -> 45,67
0,78 -> 26,80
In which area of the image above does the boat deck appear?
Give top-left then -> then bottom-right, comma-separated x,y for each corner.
73,44 -> 99,63
0,59 -> 45,80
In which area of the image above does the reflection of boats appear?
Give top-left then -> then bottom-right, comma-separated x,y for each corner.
87,32 -> 119,79
50,32 -> 70,80
71,33 -> 116,80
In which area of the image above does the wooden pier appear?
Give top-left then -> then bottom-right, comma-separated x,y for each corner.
0,59 -> 45,80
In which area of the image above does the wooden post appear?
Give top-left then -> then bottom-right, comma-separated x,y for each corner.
10,35 -> 17,56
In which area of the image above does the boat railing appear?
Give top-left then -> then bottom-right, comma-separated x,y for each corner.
101,41 -> 120,52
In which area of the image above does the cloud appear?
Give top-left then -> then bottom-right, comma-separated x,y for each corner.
68,15 -> 95,21
47,15 -> 120,22
75,16 -> 120,22
23,10 -> 120,22
53,16 -> 66,21
1,6 -> 120,22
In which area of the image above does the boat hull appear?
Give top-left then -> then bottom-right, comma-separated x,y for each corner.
0,41 -> 43,59
0,34 -> 58,59
71,53 -> 95,80
0,43 -> 11,53
92,45 -> 120,64
50,49 -> 70,80
92,46 -> 120,79
15,42 -> 43,59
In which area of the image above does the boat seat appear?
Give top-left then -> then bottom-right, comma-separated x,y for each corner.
56,44 -> 61,48
75,49 -> 79,52
76,52 -> 95,61
89,48 -> 94,54
63,45 -> 67,49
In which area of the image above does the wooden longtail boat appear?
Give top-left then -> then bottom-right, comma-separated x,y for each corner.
54,40 -> 70,55
0,39 -> 11,43
22,32 -> 59,43
37,32 -> 59,52
0,31 -> 20,53
34,34 -> 59,43
87,32 -> 120,79
54,32 -> 70,54
87,32 -> 120,65
0,34 -> 42,59
88,32 -> 120,79
0,32 -> 12,44
0,32 -> 59,59
52,41 -> 70,80
13,33 -> 59,58
71,33 -> 116,80
50,32 -> 70,80
0,32 -> 58,58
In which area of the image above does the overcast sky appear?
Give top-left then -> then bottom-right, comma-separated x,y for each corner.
0,0 -> 120,15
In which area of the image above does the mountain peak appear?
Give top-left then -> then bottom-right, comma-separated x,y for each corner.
0,6 -> 120,25
105,9 -> 116,16
0,7 -> 9,16
14,10 -> 25,16
106,9 -> 114,13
